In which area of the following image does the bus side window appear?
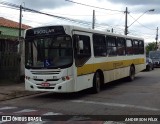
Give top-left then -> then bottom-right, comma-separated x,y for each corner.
73,34 -> 91,67
139,40 -> 144,54
126,39 -> 133,55
133,40 -> 139,55
106,36 -> 117,56
93,34 -> 106,57
117,37 -> 126,56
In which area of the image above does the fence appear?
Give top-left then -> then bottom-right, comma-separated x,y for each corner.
0,52 -> 20,81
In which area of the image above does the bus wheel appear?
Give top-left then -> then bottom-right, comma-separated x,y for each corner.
146,65 -> 151,71
92,72 -> 101,93
128,66 -> 135,81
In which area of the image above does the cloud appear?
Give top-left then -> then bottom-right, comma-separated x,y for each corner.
6,0 -> 72,10
105,0 -> 160,14
107,0 -> 160,6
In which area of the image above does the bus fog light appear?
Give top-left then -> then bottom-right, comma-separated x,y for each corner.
30,85 -> 34,89
58,86 -> 62,90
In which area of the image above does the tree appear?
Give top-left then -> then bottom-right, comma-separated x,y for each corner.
145,42 -> 157,56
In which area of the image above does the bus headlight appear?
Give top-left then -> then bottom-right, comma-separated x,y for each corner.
25,76 -> 30,80
62,76 -> 70,81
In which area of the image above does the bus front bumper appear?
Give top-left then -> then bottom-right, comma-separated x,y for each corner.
25,78 -> 75,93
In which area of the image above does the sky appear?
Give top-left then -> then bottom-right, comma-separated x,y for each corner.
0,0 -> 160,43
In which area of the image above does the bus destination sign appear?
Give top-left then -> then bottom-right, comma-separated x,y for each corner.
34,28 -> 55,35
26,26 -> 65,37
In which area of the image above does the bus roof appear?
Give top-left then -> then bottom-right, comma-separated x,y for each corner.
26,24 -> 144,40
69,25 -> 144,40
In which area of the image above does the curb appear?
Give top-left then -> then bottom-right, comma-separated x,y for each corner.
0,91 -> 43,101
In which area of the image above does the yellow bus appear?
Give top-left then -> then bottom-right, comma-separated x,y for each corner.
25,25 -> 145,93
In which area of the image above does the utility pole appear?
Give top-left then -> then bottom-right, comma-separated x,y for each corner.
155,27 -> 159,50
111,28 -> 113,33
19,5 -> 22,40
124,7 -> 128,35
92,10 -> 95,29
19,5 -> 23,80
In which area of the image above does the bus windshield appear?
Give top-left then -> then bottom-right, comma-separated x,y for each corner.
149,51 -> 160,59
25,35 -> 73,69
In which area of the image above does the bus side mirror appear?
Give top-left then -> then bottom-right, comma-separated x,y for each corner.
78,40 -> 84,50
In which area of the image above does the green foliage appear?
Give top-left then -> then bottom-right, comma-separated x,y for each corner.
145,42 -> 157,56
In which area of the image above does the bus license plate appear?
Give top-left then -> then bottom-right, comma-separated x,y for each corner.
41,82 -> 50,87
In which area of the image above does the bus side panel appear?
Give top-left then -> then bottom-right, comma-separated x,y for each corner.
76,73 -> 94,92
75,58 -> 95,91
135,64 -> 145,73
104,66 -> 130,83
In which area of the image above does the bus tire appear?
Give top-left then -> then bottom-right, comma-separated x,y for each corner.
127,66 -> 135,81
92,72 -> 101,93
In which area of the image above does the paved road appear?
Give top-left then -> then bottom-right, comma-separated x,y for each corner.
0,68 -> 160,123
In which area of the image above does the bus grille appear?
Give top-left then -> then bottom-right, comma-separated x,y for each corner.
34,79 -> 59,81
37,87 -> 55,89
31,70 -> 60,75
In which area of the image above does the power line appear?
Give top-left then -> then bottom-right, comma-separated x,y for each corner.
65,0 -> 124,13
0,0 -> 128,34
0,1 -> 19,8
22,7 -> 94,27
128,14 -> 156,31
0,1 -> 93,27
0,4 -> 19,10
41,12 -> 93,17
24,9 -> 93,27
95,10 -> 123,15
0,0 -> 125,32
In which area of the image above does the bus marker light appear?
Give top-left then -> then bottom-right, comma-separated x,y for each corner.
66,76 -> 70,80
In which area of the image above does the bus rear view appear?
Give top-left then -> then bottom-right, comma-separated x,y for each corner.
25,26 -> 74,92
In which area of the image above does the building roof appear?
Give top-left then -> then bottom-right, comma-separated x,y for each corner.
0,17 -> 31,29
